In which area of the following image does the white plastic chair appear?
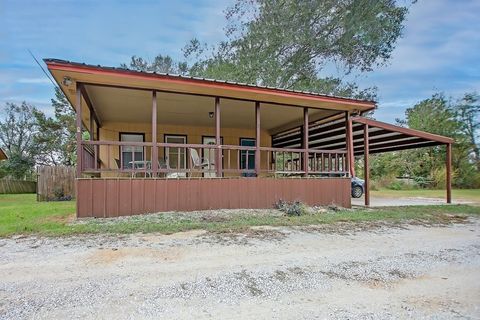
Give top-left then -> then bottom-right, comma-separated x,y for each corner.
189,148 -> 210,176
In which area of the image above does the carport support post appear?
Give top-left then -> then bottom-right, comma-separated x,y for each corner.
364,124 -> 370,206
151,91 -> 158,176
303,107 -> 309,177
255,102 -> 261,176
75,83 -> 83,178
446,143 -> 452,203
215,97 -> 222,177
345,113 -> 355,177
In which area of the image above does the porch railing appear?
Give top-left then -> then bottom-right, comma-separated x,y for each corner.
80,140 -> 348,177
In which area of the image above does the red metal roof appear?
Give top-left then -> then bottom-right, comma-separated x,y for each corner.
43,58 -> 376,109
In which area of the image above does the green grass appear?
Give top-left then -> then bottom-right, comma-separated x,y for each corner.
0,193 -> 479,237
372,188 -> 480,202
0,194 -> 75,236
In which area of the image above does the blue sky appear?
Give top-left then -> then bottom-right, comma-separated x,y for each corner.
1,0 -> 479,123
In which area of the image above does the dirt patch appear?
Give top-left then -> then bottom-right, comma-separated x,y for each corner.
202,228 -> 287,245
40,213 -> 76,224
200,215 -> 228,223
86,247 -> 183,265
140,229 -> 207,242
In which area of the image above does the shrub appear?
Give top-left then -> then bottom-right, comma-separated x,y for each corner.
373,176 -> 397,189
275,200 -> 308,216
52,186 -> 72,201
387,181 -> 403,190
386,179 -> 420,190
369,180 -> 380,191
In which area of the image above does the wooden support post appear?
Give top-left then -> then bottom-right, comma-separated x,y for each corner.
151,91 -> 158,176
95,125 -> 100,170
79,83 -> 102,128
303,107 -> 309,177
446,143 -> 452,203
345,112 -> 355,177
76,84 -> 83,178
215,97 -> 222,177
89,113 -> 94,141
255,102 -> 261,176
364,124 -> 370,206
89,108 -> 96,170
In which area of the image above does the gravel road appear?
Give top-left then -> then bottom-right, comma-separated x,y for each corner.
1,218 -> 479,319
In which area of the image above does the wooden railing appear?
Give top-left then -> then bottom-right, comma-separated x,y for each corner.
81,144 -> 97,172
80,140 -> 348,177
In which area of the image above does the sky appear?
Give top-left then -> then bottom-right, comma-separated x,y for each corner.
1,0 -> 479,123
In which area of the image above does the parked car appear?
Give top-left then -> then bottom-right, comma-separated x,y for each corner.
351,177 -> 365,198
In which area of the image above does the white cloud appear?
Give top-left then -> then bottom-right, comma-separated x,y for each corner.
17,78 -> 52,84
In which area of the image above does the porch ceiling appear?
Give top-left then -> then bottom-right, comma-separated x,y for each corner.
83,84 -> 339,133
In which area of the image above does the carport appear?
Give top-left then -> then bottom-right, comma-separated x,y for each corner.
272,114 -> 454,206
349,117 -> 453,206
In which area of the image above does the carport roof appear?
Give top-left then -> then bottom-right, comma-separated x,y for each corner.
272,115 -> 453,155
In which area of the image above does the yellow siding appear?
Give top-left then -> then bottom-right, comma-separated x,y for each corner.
98,122 -> 272,177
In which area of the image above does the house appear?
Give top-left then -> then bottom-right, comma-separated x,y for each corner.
44,59 -> 454,218
0,148 -> 7,161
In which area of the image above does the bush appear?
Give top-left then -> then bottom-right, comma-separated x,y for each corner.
369,181 -> 379,191
373,176 -> 396,189
386,181 -> 401,190
386,179 -> 420,190
275,200 -> 308,216
52,186 -> 72,201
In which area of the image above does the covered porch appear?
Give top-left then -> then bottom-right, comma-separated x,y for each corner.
72,81 -> 356,217
78,85 -> 351,179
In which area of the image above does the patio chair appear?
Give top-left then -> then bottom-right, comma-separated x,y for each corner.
189,148 -> 210,177
114,158 -> 130,178
156,158 -> 181,178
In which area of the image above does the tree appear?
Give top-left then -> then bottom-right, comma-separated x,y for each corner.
124,0 -> 410,100
381,93 -> 479,188
404,94 -> 460,138
455,92 -> 480,169
120,55 -> 188,75
402,94 -> 463,184
0,102 -> 39,179
185,0 -> 408,93
34,87 -> 76,166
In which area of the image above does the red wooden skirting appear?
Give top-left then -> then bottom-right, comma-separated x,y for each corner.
76,178 -> 351,218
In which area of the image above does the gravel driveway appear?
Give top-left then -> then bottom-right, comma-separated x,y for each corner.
1,219 -> 479,319
352,196 -> 476,207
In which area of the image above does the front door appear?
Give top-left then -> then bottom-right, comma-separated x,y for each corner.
240,138 -> 255,177
165,135 -> 187,177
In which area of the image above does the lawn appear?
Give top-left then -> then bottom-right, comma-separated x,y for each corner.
0,193 -> 479,237
372,188 -> 480,202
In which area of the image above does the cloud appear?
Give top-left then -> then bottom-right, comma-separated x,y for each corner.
0,0 -> 231,118
17,78 -> 52,84
1,0 -> 478,125
349,0 -> 480,122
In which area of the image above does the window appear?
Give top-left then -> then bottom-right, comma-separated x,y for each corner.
240,138 -> 255,177
120,133 -> 144,169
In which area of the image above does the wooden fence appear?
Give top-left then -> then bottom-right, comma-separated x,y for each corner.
0,179 -> 36,194
37,166 -> 76,201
